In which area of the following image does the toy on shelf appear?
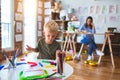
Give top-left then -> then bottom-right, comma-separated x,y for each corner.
52,1 -> 62,20
71,16 -> 78,21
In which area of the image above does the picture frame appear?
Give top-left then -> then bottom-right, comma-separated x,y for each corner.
16,22 -> 22,33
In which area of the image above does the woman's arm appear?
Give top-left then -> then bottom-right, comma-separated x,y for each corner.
91,23 -> 96,33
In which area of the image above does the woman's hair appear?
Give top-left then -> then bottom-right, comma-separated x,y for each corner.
85,16 -> 93,29
44,20 -> 58,33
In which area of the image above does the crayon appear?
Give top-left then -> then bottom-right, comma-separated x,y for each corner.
16,62 -> 26,66
39,62 -> 43,67
27,61 -> 37,65
0,65 -> 4,70
30,64 -> 37,67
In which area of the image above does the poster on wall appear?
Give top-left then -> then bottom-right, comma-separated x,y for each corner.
15,13 -> 23,21
102,5 -> 109,14
109,15 -> 119,23
38,1 -> 42,7
38,22 -> 42,30
109,4 -> 117,14
38,16 -> 42,21
90,6 -> 95,14
78,6 -> 89,15
16,22 -> 22,33
38,8 -> 42,14
45,9 -> 52,15
44,2 -> 51,8
96,5 -> 102,14
17,2 -> 23,12
38,31 -> 42,37
15,34 -> 22,42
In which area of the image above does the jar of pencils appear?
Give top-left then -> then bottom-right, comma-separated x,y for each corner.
56,51 -> 66,75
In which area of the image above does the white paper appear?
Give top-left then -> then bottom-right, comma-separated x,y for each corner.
23,70 -> 44,77
38,16 -> 42,21
15,34 -> 22,42
45,9 -> 52,15
38,31 -> 42,37
109,15 -> 119,23
109,4 -> 117,14
102,5 -> 109,14
38,1 -> 42,7
38,22 -> 42,30
44,2 -> 51,8
90,5 -> 95,14
17,2 -> 23,12
38,8 -> 42,14
44,17 -> 50,24
96,5 -> 102,14
15,13 -> 23,21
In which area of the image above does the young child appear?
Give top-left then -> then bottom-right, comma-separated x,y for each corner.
26,20 -> 61,60
79,16 -> 104,60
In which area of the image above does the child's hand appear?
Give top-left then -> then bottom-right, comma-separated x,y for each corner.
26,45 -> 32,51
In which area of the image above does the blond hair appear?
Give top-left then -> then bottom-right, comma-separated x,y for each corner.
44,20 -> 58,33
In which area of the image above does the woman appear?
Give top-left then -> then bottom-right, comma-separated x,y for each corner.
79,16 -> 103,60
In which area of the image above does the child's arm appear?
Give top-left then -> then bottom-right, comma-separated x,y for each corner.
26,45 -> 38,52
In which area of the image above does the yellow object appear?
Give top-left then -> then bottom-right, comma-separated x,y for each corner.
79,32 -> 83,34
44,65 -> 55,68
84,60 -> 98,66
65,55 -> 73,61
84,60 -> 89,64
89,61 -> 98,66
24,51 -> 29,56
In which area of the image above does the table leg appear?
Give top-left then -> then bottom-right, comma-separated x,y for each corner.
98,34 -> 107,64
108,35 -> 115,68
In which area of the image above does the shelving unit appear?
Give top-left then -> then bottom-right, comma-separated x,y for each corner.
14,0 -> 24,51
36,0 -> 55,41
55,20 -> 69,42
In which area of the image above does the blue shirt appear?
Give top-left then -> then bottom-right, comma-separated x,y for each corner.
79,24 -> 96,44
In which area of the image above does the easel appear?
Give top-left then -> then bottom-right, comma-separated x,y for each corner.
98,33 -> 115,68
62,32 -> 76,57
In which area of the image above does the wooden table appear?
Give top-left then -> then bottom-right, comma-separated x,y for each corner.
62,31 -> 115,68
98,33 -> 115,68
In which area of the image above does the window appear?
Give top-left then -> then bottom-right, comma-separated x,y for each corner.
23,0 -> 37,51
1,0 -> 14,50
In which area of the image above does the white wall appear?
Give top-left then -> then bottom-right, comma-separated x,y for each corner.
58,0 -> 120,43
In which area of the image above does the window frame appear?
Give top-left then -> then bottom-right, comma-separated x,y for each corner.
1,0 -> 14,51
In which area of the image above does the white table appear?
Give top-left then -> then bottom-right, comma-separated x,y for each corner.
0,57 -> 73,80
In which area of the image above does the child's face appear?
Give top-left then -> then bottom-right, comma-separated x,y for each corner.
44,29 -> 57,44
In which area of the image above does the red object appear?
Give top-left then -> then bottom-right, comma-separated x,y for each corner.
27,61 -> 37,67
20,58 -> 25,61
30,64 -> 37,67
52,69 -> 57,72
27,61 -> 37,65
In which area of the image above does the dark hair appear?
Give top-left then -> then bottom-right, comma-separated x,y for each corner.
85,16 -> 93,29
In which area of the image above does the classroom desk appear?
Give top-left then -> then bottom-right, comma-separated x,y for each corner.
62,31 -> 115,68
0,56 -> 73,80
